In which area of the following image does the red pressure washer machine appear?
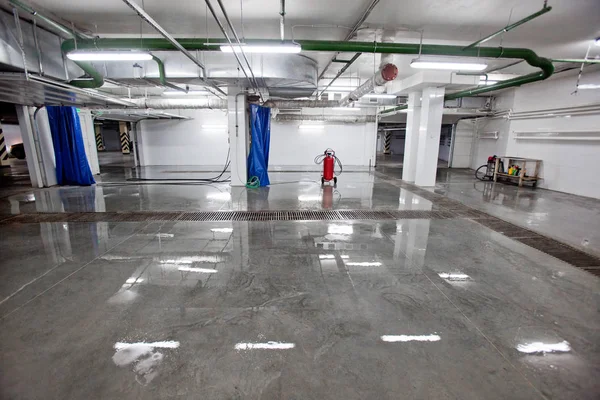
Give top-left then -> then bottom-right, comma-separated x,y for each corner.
314,148 -> 343,186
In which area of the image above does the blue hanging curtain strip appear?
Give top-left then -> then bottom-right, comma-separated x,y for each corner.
46,106 -> 95,186
247,104 -> 271,186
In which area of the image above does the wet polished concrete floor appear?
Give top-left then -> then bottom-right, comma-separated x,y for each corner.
0,154 -> 599,399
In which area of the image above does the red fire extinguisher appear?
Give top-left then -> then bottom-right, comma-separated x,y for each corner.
314,148 -> 342,185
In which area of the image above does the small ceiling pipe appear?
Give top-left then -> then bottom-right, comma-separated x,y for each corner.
552,58 -> 600,64
463,5 -> 552,50
212,0 -> 262,95
9,0 -> 94,39
8,0 -> 102,88
69,60 -> 105,88
279,0 -> 285,41
121,0 -> 225,97
151,55 -> 187,93
339,63 -> 398,107
122,0 -> 205,74
317,53 -> 361,98
317,0 -> 381,81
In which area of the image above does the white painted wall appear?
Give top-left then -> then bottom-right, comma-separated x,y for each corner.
470,90 -> 515,169
138,109 -> 229,166
77,110 -> 100,175
469,72 -> 600,198
451,120 -> 476,168
1,123 -> 22,149
270,121 -> 376,168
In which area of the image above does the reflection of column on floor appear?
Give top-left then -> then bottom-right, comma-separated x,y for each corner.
119,121 -> 130,155
402,92 -> 422,182
383,131 -> 392,155
37,191 -> 73,264
394,189 -> 432,269
415,87 -> 445,187
95,123 -> 105,151
0,122 -> 9,166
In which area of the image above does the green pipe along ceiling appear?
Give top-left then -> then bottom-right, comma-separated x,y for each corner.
61,38 -> 555,105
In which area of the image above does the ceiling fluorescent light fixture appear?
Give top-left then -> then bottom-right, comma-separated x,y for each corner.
411,59 -> 487,71
67,50 -> 153,61
220,44 -> 301,54
479,80 -> 498,86
578,84 -> 600,89
362,94 -> 397,99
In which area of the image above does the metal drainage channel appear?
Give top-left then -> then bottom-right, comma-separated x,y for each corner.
376,176 -> 600,277
1,206 -> 599,277
0,209 -> 453,224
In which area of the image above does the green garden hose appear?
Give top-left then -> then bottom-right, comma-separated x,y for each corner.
246,176 -> 260,188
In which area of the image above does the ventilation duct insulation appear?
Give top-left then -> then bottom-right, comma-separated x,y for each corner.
338,63 -> 398,107
275,114 -> 376,123
82,52 -> 318,99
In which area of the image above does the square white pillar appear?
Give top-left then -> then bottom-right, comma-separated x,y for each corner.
228,89 -> 248,186
402,92 -> 421,182
415,87 -> 445,187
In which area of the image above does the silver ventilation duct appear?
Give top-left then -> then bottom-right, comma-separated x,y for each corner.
275,114 -> 376,123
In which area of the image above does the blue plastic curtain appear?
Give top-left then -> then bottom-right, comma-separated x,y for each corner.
247,104 -> 271,186
46,106 -> 95,186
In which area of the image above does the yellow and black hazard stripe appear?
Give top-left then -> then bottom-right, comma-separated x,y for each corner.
119,122 -> 130,154
95,125 -> 105,151
0,124 -> 9,165
383,131 -> 392,155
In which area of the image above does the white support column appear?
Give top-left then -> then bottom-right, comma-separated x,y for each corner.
228,88 -> 248,186
34,108 -> 58,187
77,109 -> 100,175
16,106 -> 43,188
402,92 -> 422,182
415,87 -> 445,187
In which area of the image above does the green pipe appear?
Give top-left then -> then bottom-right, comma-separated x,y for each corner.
9,0 -> 103,88
464,6 -> 552,50
61,37 -> 554,99
552,59 -> 600,64
69,60 -> 104,88
151,55 -> 187,92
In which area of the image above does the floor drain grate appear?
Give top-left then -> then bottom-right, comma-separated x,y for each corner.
1,209 -> 457,224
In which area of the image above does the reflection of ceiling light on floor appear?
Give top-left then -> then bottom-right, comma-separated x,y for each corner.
206,192 -> 231,200
160,255 -> 223,264
156,233 -> 174,238
346,261 -> 381,267
319,254 -> 349,259
298,194 -> 322,201
125,277 -> 144,284
328,224 -> 353,235
517,341 -> 571,354
234,342 -> 295,350
178,267 -> 218,273
114,341 -> 180,350
381,334 -> 441,342
211,228 -> 233,233
438,273 -> 470,281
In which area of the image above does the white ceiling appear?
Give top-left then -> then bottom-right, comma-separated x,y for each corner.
13,0 -> 600,82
